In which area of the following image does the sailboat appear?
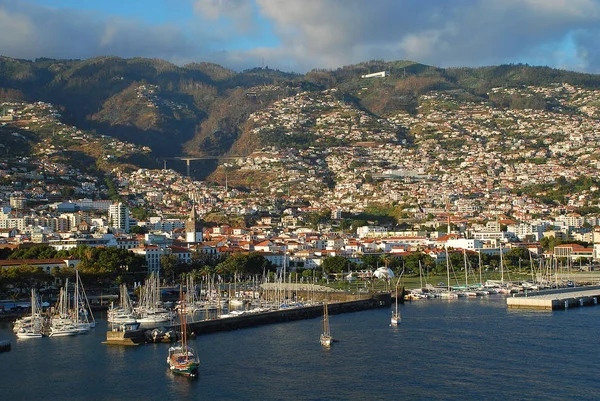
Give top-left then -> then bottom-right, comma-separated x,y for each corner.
15,289 -> 45,339
391,279 -> 401,326
167,290 -> 199,377
320,301 -> 333,347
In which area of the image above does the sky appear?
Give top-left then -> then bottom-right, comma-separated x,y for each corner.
1,0 -> 600,73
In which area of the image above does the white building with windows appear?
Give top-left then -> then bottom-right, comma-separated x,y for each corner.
108,202 -> 130,233
132,245 -> 165,274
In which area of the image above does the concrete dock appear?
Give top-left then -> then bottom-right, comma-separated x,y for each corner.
183,294 -> 391,335
506,286 -> 600,310
108,293 -> 391,345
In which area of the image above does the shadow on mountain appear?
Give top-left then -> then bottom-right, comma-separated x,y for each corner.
88,121 -> 192,158
0,125 -> 34,157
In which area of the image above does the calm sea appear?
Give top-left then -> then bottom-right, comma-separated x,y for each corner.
1,296 -> 600,401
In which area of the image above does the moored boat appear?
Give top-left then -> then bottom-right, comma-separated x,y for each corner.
14,289 -> 46,339
167,290 -> 199,377
391,278 -> 401,326
320,301 -> 333,347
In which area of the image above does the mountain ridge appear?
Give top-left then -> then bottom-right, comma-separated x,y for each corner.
2,55 -> 600,168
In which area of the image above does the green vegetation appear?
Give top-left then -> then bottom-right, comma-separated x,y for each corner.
105,177 -> 120,201
516,176 -> 600,206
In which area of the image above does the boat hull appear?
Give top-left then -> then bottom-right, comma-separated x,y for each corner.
320,334 -> 332,347
16,332 -> 43,339
169,361 -> 199,377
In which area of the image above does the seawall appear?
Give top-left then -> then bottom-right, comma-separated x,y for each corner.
177,293 -> 391,336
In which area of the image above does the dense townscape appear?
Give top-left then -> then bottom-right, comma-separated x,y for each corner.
2,78 -> 600,281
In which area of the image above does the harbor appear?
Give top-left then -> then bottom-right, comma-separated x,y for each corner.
104,293 -> 392,345
506,286 -> 600,310
181,293 -> 390,335
3,296 -> 600,400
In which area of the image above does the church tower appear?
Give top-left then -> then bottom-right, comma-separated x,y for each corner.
185,205 -> 203,243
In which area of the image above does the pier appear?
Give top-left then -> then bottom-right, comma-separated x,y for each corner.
506,286 -> 600,310
184,294 -> 390,335
110,293 -> 391,344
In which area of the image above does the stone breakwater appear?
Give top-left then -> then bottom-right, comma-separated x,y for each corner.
177,293 -> 392,336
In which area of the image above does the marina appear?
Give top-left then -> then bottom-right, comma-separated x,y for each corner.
506,286 -> 600,310
104,293 -> 391,344
2,296 -> 600,399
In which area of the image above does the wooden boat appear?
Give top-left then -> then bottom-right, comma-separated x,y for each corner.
167,290 -> 199,377
320,301 -> 332,347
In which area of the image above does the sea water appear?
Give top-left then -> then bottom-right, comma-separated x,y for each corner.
1,296 -> 599,400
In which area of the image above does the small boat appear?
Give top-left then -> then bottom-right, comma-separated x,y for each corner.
49,324 -> 79,337
15,289 -> 46,339
391,279 -> 401,326
320,301 -> 333,347
16,329 -> 43,339
167,290 -> 199,377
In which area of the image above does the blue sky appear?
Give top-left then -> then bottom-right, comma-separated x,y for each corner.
2,0 -> 600,73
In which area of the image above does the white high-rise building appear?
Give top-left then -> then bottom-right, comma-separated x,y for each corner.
108,202 -> 130,233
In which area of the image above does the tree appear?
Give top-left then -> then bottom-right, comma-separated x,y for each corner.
322,256 -> 348,274
540,236 -> 564,251
9,245 -> 57,260
160,254 -> 179,283
361,254 -> 380,269
191,251 -> 225,269
338,219 -> 351,232
351,219 -> 368,231
505,248 -> 531,269
216,252 -> 273,277
129,225 -> 148,234
380,254 -> 399,270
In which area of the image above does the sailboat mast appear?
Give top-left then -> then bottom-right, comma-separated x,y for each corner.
395,280 -> 399,316
478,250 -> 482,285
75,268 -> 79,325
463,249 -> 468,288
500,244 -> 504,285
180,287 -> 188,359
445,245 -> 450,292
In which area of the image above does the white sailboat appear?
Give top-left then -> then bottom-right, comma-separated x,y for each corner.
320,301 -> 333,347
136,273 -> 171,327
15,289 -> 45,339
391,279 -> 401,326
108,284 -> 137,324
75,268 -> 96,330
49,282 -> 79,337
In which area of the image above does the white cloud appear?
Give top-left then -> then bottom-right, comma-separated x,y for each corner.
241,0 -> 600,73
0,0 -> 194,62
194,0 -> 257,33
2,0 -> 600,73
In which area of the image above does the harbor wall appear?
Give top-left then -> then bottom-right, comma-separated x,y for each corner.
180,293 -> 391,336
